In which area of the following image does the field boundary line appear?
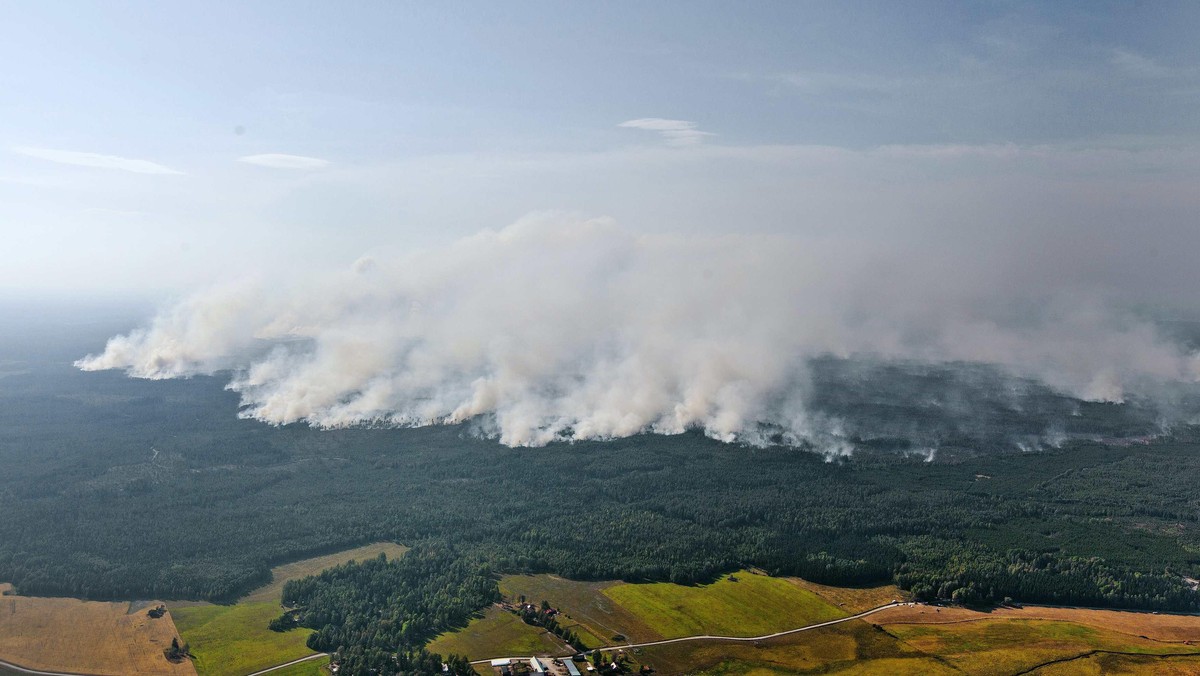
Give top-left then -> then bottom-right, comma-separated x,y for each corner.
1012,648 -> 1200,675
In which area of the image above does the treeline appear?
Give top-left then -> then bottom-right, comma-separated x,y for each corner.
512,599 -> 587,649
895,537 -> 1200,610
273,548 -> 494,675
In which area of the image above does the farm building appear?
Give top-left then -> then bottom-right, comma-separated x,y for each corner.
563,659 -> 582,676
529,656 -> 546,673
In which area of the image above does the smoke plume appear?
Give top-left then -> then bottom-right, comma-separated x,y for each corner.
78,214 -> 1200,449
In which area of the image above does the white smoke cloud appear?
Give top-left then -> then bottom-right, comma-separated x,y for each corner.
77,213 -> 1200,448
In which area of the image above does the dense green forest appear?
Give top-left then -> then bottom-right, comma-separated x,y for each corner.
275,549 -> 486,674
2,316 -> 1200,674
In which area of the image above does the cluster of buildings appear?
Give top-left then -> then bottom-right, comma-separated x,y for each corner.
489,656 -> 587,676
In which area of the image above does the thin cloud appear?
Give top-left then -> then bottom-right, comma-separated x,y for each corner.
13,147 -> 182,175
618,118 -> 714,146
766,71 -> 904,95
1111,49 -> 1173,79
238,153 -> 331,170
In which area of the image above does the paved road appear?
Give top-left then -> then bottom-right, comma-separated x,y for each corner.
470,601 -> 905,664
244,652 -> 329,676
0,657 -> 96,676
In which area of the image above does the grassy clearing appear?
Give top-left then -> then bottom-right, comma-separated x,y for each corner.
172,601 -> 313,676
601,570 -> 847,639
0,588 -> 194,676
500,574 -> 662,644
256,655 -> 331,676
244,543 -> 409,604
426,606 -> 565,660
172,542 -> 406,676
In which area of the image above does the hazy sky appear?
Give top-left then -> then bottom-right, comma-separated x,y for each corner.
2,1 -> 1199,301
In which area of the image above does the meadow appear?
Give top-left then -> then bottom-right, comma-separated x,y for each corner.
432,571 -> 1200,675
426,606 -> 565,661
630,605 -> 1200,675
499,575 -> 660,645
600,570 -> 848,639
434,570 -> 891,662
255,656 -> 332,676
171,542 -> 406,676
0,582 -> 195,676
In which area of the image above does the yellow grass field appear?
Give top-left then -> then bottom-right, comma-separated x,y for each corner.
172,542 -> 407,676
869,604 -> 1200,676
0,582 -> 196,676
873,603 -> 1200,643
786,577 -> 907,614
1031,652 -> 1200,675
631,610 -> 1200,676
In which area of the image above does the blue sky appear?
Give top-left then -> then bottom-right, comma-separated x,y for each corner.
1,1 -> 1198,299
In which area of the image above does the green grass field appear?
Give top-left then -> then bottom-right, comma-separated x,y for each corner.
172,601 -> 312,676
255,655 -> 331,676
500,574 -> 662,645
481,573 -> 1200,675
434,570 -> 854,666
426,606 -> 565,661
601,570 -> 847,639
172,542 -> 406,676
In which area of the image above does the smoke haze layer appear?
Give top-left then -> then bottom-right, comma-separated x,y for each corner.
78,215 -> 1200,449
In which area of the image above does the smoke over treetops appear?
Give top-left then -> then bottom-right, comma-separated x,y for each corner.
78,214 -> 1200,450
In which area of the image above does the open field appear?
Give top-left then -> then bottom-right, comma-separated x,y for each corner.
786,578 -> 907,614
172,542 -> 406,676
632,619 -> 949,676
427,605 -> 565,660
629,610 -> 1200,676
455,572 -> 1200,675
499,575 -> 661,645
873,603 -> 1200,642
600,570 -> 848,639
881,617 -> 1200,675
0,583 -> 195,676
442,570 -> 884,662
252,655 -> 331,676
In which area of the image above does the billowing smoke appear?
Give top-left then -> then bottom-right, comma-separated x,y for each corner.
78,214 -> 1200,449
